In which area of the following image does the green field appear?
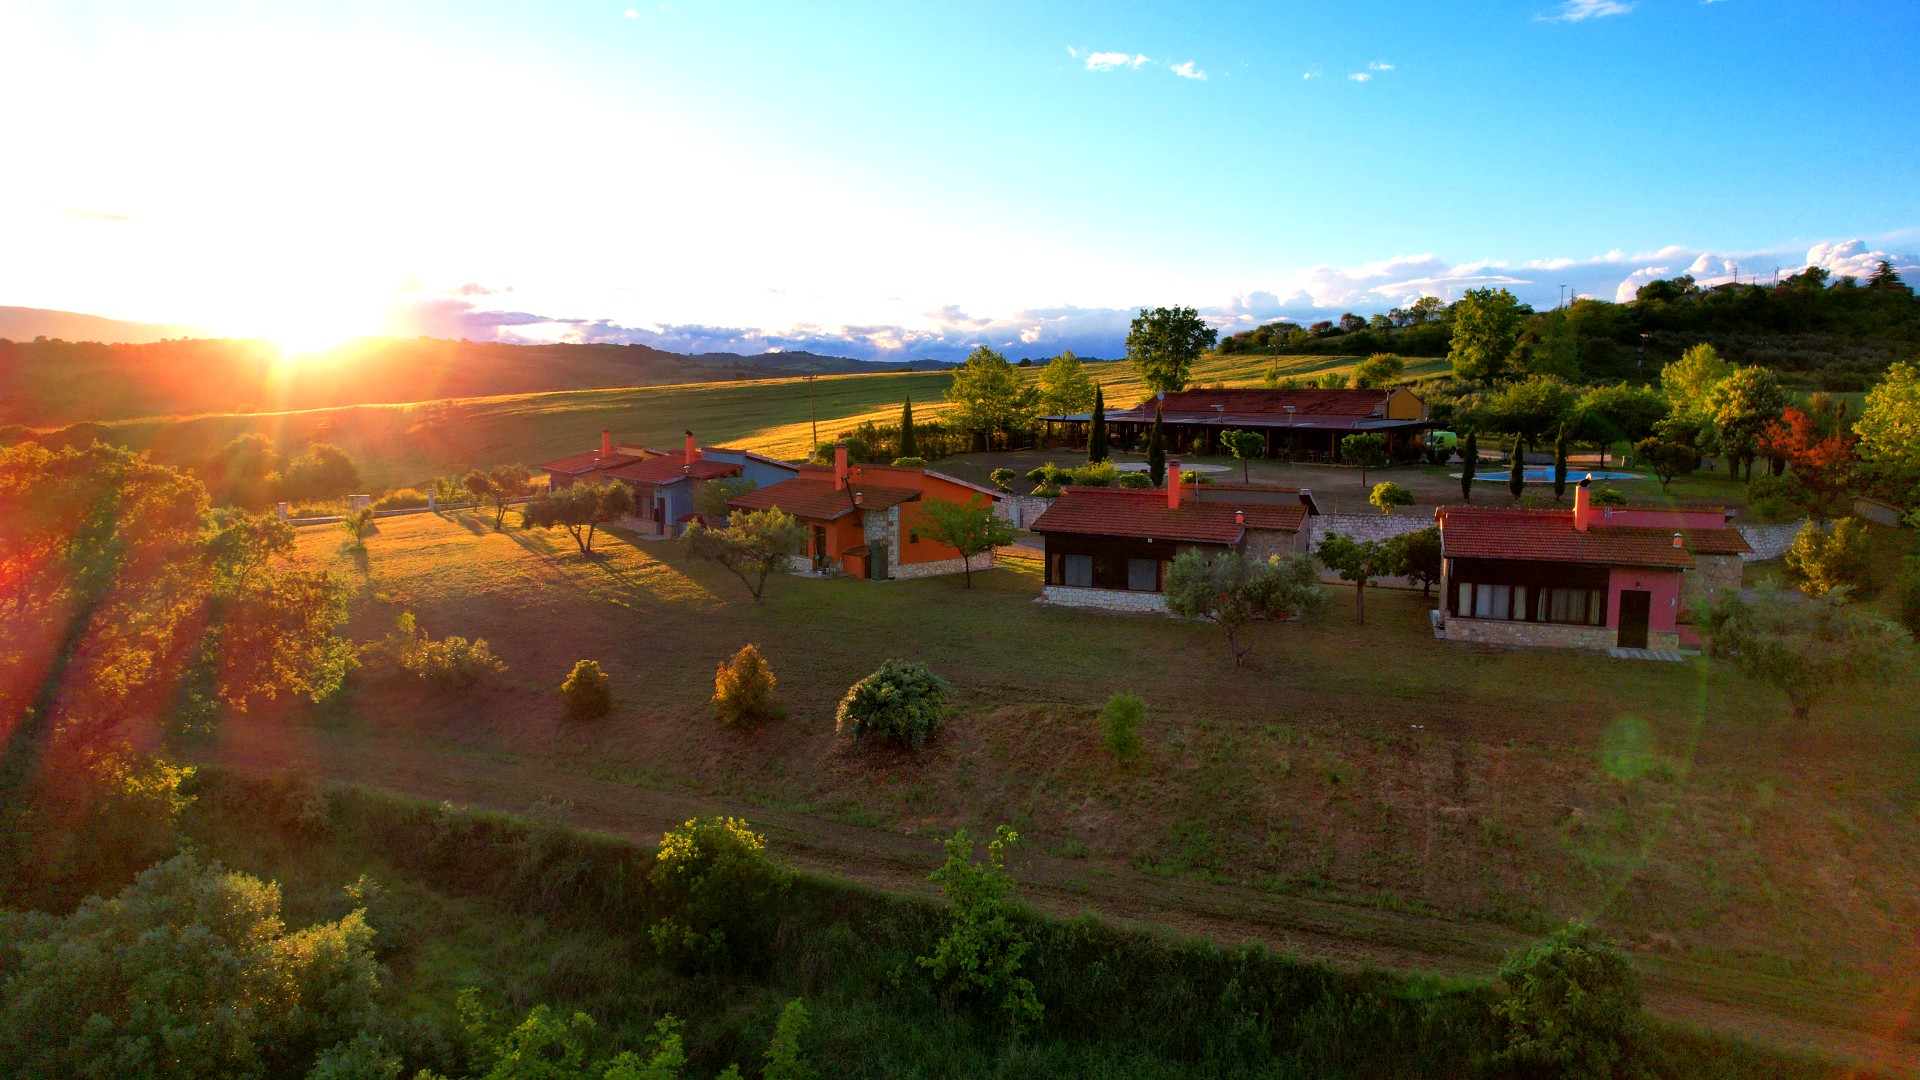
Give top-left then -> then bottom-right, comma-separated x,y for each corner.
40,352 -> 1442,489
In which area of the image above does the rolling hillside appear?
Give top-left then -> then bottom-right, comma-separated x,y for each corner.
12,352 -> 1443,490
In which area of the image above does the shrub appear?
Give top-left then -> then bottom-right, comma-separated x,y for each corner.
339,508 -> 375,544
377,612 -> 507,691
834,659 -> 950,750
761,998 -> 817,1080
560,659 -> 612,720
1114,471 -> 1153,489
1492,921 -> 1649,1080
1784,518 -> 1880,598
1025,462 -> 1072,487
1748,473 -> 1810,521
648,816 -> 790,970
916,825 -> 1042,1033
1590,486 -> 1628,506
1100,692 -> 1145,761
372,488 -> 428,511
988,468 -> 1016,492
1068,460 -> 1121,487
891,456 -> 928,468
713,644 -> 783,725
1369,481 -> 1414,515
1029,484 -> 1063,498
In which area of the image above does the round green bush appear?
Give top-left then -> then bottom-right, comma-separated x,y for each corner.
648,816 -> 789,970
560,659 -> 612,720
834,659 -> 951,750
891,456 -> 928,468
1115,472 -> 1153,489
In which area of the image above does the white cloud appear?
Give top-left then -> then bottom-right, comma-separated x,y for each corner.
1170,60 -> 1206,80
1066,45 -> 1078,58
623,8 -> 638,17
1542,0 -> 1634,21
1302,71 -> 1316,80
1085,51 -> 1150,72
1348,72 -> 1371,82
1805,239 -> 1908,281
1368,60 -> 1394,71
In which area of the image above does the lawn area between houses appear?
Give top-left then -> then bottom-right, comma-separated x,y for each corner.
184,508 -> 1920,1070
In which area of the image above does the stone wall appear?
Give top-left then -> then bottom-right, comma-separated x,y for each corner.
1444,616 -> 1680,652
864,506 -> 901,574
997,494 -> 1054,529
1242,529 -> 1305,561
1309,513 -> 1432,547
1039,585 -> 1169,614
1689,554 -> 1743,598
893,554 -> 994,580
1736,522 -> 1804,562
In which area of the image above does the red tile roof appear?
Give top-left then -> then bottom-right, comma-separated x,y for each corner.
1031,487 -> 1307,545
601,456 -> 742,485
1679,528 -> 1753,555
539,451 -> 644,475
727,478 -> 921,520
1133,388 -> 1395,418
1436,507 -> 1695,568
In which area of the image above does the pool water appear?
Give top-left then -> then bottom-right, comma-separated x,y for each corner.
1456,469 -> 1641,483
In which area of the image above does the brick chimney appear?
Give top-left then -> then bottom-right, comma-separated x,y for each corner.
684,430 -> 699,466
600,429 -> 612,458
834,445 -> 850,490
1167,458 -> 1183,510
1672,532 -> 1685,549
1573,476 -> 1593,531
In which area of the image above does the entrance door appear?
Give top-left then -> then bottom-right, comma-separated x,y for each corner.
868,544 -> 888,580
811,526 -> 828,572
1617,590 -> 1651,649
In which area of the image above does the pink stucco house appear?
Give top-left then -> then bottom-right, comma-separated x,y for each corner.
1434,479 -> 1750,651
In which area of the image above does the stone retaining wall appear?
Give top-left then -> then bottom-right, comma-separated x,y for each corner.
1039,585 -> 1169,614
1309,513 -> 1432,546
893,554 -> 994,580
997,494 -> 1054,529
1735,522 -> 1805,561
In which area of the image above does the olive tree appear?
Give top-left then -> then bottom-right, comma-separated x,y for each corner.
1163,549 -> 1324,666
1698,586 -> 1913,724
681,508 -> 807,601
521,481 -> 634,554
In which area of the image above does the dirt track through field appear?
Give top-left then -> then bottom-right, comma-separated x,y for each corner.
198,723 -> 1920,1076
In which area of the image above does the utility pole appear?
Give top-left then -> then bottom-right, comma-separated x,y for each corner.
806,375 -> 818,453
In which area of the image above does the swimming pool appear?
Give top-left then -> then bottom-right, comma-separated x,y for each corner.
1454,469 -> 1641,483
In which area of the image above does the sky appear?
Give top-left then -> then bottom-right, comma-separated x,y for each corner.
2,0 -> 1917,360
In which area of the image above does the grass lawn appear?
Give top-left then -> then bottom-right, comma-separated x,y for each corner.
182,510 -> 1920,1069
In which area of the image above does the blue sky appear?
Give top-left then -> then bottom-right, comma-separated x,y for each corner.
2,0 -> 1916,358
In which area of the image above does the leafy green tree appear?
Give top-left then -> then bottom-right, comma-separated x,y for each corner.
915,496 -> 1015,588
560,659 -> 612,720
1707,366 -> 1788,480
1163,550 -> 1324,665
1037,350 -> 1097,414
522,482 -> 634,554
1146,404 -> 1167,486
0,854 -> 380,1080
1221,429 -> 1266,483
988,467 -> 1016,493
1460,430 -> 1477,502
1447,287 -> 1523,381
945,346 -> 1039,450
835,659 -> 951,749
1386,526 -> 1442,599
1493,921 -> 1649,1080
1349,352 -> 1405,388
1339,432 -> 1388,489
1699,586 -> 1914,723
1634,438 -> 1700,492
280,443 -> 362,503
1508,433 -> 1527,501
917,825 -> 1042,1033
692,476 -> 756,525
340,507 -> 375,546
1660,343 -> 1732,421
1483,376 -> 1580,444
1369,481 -> 1414,515
899,395 -> 918,459
1086,385 -> 1109,463
1513,311 -> 1580,380
681,508 -> 807,600
1783,519 -> 1879,598
1316,532 -> 1396,624
1855,360 -> 1920,498
649,816 -> 791,971
1126,306 -> 1216,394
1099,691 -> 1145,762
466,463 -> 534,530
712,644 -> 782,725
1577,383 -> 1669,448
207,431 -> 281,509
200,505 -> 294,589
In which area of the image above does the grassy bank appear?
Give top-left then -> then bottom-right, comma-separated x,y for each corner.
180,768 -> 1844,1079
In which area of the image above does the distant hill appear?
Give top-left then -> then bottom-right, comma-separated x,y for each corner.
0,320 -> 955,427
0,306 -> 209,345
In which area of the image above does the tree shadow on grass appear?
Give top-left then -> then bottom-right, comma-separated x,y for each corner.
502,524 -> 724,608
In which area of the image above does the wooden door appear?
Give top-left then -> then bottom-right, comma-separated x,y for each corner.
1617,590 -> 1651,649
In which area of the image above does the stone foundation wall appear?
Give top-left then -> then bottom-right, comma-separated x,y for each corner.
1444,617 -> 1680,652
1688,555 -> 1743,599
997,494 -> 1054,529
1242,528 -> 1305,561
892,554 -> 994,580
1039,585 -> 1169,614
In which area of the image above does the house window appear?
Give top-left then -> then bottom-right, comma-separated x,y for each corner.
1543,587 -> 1604,626
1126,558 -> 1159,592
1062,554 -> 1093,587
909,530 -> 920,544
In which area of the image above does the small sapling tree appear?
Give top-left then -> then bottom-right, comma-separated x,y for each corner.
1369,481 -> 1414,515
681,508 -> 807,601
835,659 -> 950,750
1100,691 -> 1145,762
1634,438 -> 1700,493
1340,432 -> 1388,489
465,463 -> 533,530
713,643 -> 783,725
339,508 -> 374,547
1221,429 -> 1266,483
1317,532 -> 1395,625
1163,550 -> 1325,666
914,496 -> 1015,588
917,825 -> 1042,1033
560,659 -> 612,720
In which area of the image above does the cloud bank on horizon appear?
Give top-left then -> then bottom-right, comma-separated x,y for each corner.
386,237 -> 1919,363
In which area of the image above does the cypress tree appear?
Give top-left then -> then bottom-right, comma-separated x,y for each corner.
1460,430 -> 1477,502
899,395 -> 917,459
1087,385 -> 1108,464
1552,422 -> 1569,502
1508,433 -> 1526,502
1147,404 -> 1167,486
